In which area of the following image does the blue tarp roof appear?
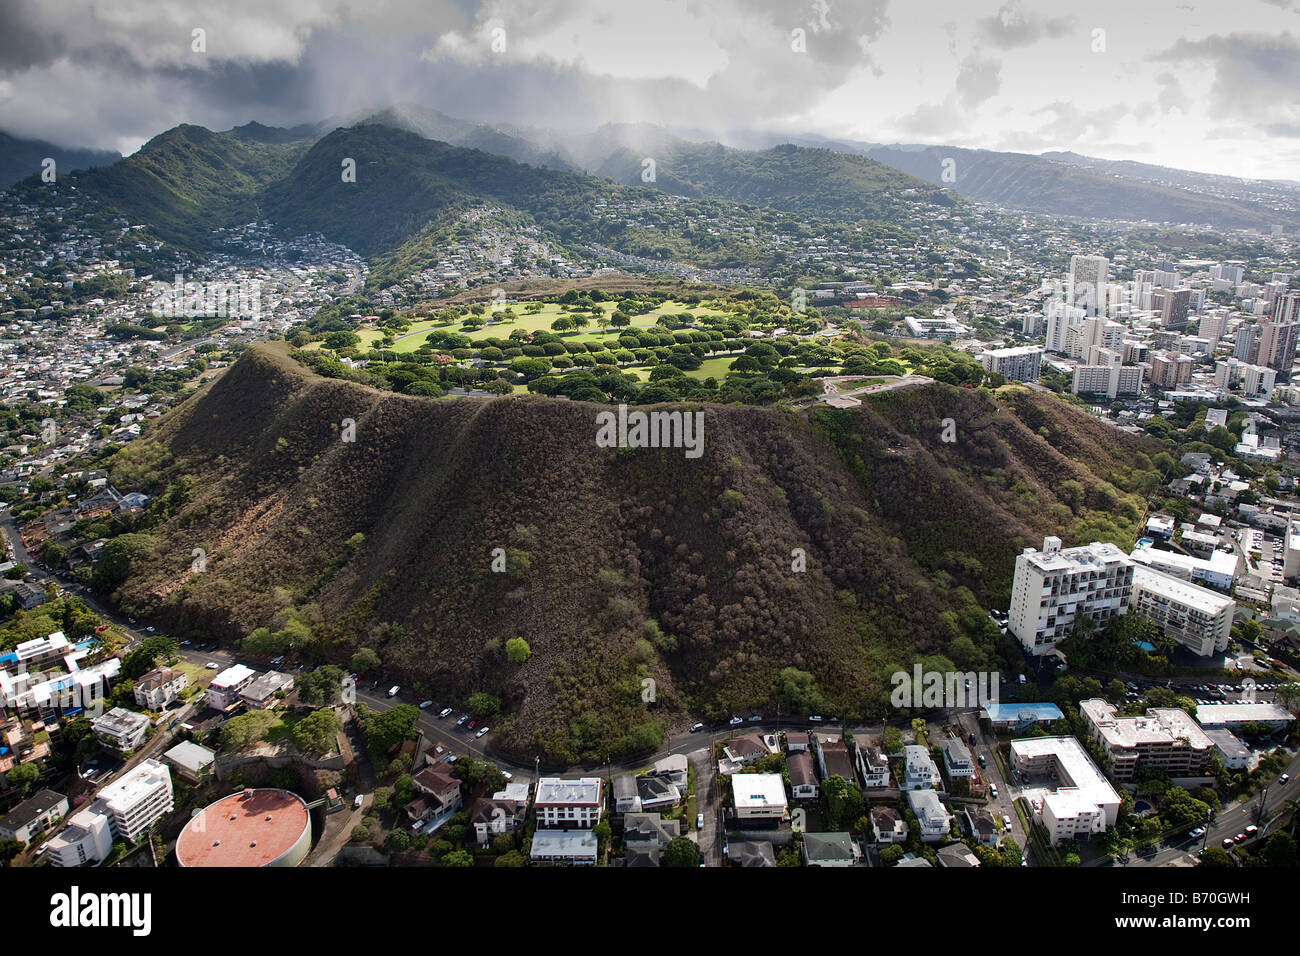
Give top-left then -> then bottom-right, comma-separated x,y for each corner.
983,703 -> 1064,722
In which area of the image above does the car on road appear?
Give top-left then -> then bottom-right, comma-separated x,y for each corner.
989,783 -> 998,798
1245,825 -> 1259,836
808,715 -> 823,722
696,812 -> 704,830
271,656 -> 284,666
968,733 -> 977,746
1003,814 -> 1013,829
1235,832 -> 1248,844
729,716 -> 743,726
457,714 -> 470,727
387,685 -> 400,697
419,700 -> 433,709
977,754 -> 987,768
1223,837 -> 1236,848
501,770 -> 513,780
1280,773 -> 1290,784
439,707 -> 453,718
749,715 -> 763,722
145,626 -> 155,632
180,639 -> 191,646
205,661 -> 219,669
475,726 -> 490,738
689,722 -> 705,732
354,794 -> 364,810
1190,826 -> 1206,838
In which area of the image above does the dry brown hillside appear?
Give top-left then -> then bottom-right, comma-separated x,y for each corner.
105,344 -> 1163,762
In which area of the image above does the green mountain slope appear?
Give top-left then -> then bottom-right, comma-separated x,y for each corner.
868,144 -> 1300,230
101,343 -> 1163,763
0,131 -> 119,189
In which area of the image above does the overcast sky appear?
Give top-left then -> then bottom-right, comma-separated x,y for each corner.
1,0 -> 1298,180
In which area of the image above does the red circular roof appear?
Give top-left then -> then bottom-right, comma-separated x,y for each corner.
177,789 -> 310,867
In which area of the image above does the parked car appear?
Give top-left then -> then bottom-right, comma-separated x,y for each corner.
689,722 -> 705,733
977,754 -> 987,768
354,794 -> 364,810
1280,773 -> 1290,784
1223,837 -> 1236,848
475,726 -> 490,738
419,700 -> 434,709
387,685 -> 400,698
457,714 -> 470,727
1003,814 -> 1013,829
439,707 -> 453,718
989,783 -> 998,798
467,719 -> 478,731
205,661 -> 219,669
1245,825 -> 1259,836
1235,832 -> 1248,844
808,715 -> 824,722
1190,827 -> 1205,838
749,715 -> 763,722
696,813 -> 705,830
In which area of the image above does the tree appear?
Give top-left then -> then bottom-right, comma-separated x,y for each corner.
495,850 -> 527,867
5,762 -> 39,795
0,840 -> 23,866
442,849 -> 475,867
291,708 -> 342,756
821,775 -> 864,830
663,837 -> 700,867
219,710 -> 278,751
350,648 -> 381,673
505,637 -> 531,663
91,533 -> 155,593
356,703 -> 419,761
1199,846 -> 1234,868
350,825 -> 371,843
1263,832 -> 1298,867
466,692 -> 501,719
121,634 -> 180,679
296,665 -> 344,707
384,829 -> 411,852
879,844 -> 905,866
241,626 -> 291,658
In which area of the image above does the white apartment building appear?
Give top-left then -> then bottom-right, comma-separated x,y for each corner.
1011,737 -> 1120,845
732,772 -> 788,824
46,806 -> 113,867
979,345 -> 1043,382
48,759 -> 174,865
133,667 -> 189,710
1130,566 -> 1234,657
1068,255 -> 1109,315
1080,699 -> 1215,781
1129,543 -> 1237,592
99,758 -> 174,841
205,663 -> 257,710
1072,353 -> 1143,399
534,777 -> 603,829
91,707 -> 152,750
1007,537 -> 1134,656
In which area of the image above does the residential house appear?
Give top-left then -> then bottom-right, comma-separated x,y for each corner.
856,742 -> 890,789
732,772 -> 787,827
727,840 -> 777,867
963,807 -> 999,847
623,810 -> 680,865
469,797 -> 526,846
0,789 -> 68,845
648,754 -> 688,789
636,774 -> 681,812
941,739 -> 975,780
937,843 -> 981,868
406,763 -> 463,833
239,670 -> 295,709
612,774 -> 641,814
529,829 -> 598,865
160,741 -> 215,783
902,745 -> 941,790
812,733 -> 856,784
133,667 -> 188,711
871,806 -> 908,844
787,750 -> 818,800
906,789 -> 953,842
802,831 -> 858,867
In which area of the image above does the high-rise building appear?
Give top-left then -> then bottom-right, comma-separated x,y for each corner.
1233,324 -> 1260,364
1080,700 -> 1215,782
979,346 -> 1043,382
1197,312 -> 1228,343
1130,566 -> 1234,657
1257,319 -> 1300,376
1007,537 -> 1134,657
1149,351 -> 1193,388
1157,288 -> 1192,330
1273,291 -> 1300,325
1072,353 -> 1144,399
1068,255 -> 1109,315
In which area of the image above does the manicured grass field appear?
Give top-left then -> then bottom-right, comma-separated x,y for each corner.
355,300 -> 734,354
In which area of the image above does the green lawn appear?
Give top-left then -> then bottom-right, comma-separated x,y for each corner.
354,300 -> 735,354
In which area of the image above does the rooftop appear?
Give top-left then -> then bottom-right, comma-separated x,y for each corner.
176,789 -> 310,867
